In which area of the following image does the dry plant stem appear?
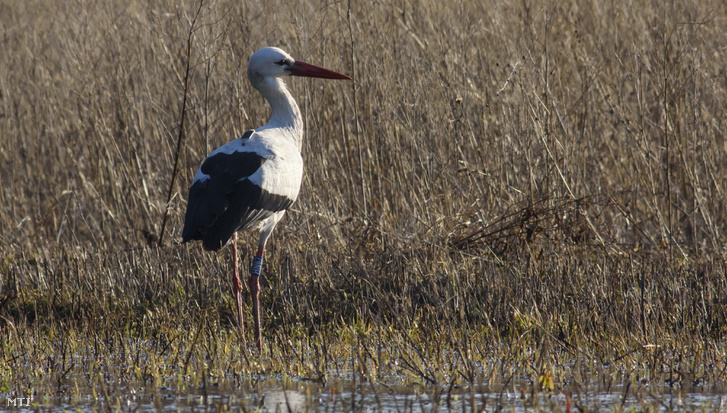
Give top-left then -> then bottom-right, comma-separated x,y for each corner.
231,233 -> 246,348
346,0 -> 366,217
158,0 -> 204,246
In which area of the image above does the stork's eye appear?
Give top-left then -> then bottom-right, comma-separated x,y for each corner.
275,59 -> 290,66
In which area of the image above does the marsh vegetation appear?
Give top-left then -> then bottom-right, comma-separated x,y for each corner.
1,0 -> 726,410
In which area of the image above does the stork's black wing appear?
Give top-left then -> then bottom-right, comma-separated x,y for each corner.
181,130 -> 295,251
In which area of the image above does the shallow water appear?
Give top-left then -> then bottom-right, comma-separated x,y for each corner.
6,374 -> 726,412
4,338 -> 726,412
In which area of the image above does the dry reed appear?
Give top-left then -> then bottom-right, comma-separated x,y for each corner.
1,0 -> 727,409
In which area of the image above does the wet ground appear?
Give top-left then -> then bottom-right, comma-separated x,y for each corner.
6,369 -> 726,411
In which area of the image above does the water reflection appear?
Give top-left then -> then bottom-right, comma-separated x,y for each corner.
17,357 -> 727,412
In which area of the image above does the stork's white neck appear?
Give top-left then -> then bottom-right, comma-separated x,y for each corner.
252,76 -> 304,150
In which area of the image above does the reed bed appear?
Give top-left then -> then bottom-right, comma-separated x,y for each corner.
1,0 -> 727,410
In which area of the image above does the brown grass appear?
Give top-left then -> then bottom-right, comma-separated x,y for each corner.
1,0 -> 727,409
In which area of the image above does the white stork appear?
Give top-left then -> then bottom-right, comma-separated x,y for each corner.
182,47 -> 350,351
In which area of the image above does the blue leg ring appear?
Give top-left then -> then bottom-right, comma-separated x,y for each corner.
251,256 -> 263,276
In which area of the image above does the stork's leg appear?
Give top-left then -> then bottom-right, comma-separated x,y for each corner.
249,246 -> 264,352
247,211 -> 284,352
231,233 -> 246,347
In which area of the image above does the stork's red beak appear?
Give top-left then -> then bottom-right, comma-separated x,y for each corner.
289,61 -> 351,80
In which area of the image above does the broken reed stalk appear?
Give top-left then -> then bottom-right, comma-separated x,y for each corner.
158,0 -> 204,247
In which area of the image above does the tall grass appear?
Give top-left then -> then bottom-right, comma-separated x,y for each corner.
1,0 -> 727,384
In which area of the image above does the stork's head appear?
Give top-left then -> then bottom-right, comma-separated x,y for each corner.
247,47 -> 351,85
